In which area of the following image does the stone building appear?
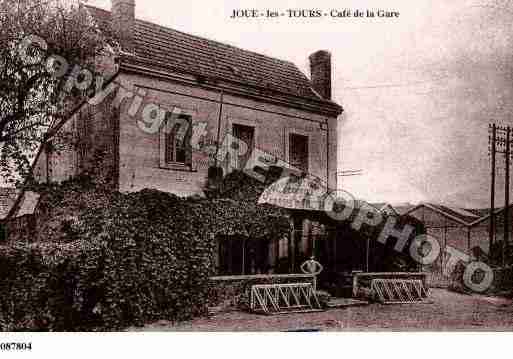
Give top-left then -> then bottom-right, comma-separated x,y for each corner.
30,0 -> 343,197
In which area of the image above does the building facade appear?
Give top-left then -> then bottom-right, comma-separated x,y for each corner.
32,1 -> 343,197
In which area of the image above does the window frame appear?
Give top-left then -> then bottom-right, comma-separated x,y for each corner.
159,108 -> 195,171
286,129 -> 310,174
227,117 -> 259,172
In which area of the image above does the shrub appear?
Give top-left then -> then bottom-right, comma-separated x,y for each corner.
0,240 -> 104,331
0,233 -> 214,331
0,179 -> 290,330
0,188 -> 215,331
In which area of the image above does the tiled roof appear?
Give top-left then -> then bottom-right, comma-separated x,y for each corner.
0,188 -> 18,220
85,5 -> 342,114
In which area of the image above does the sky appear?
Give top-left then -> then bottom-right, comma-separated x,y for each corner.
7,0 -> 512,208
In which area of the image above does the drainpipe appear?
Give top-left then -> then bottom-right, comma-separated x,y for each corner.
326,118 -> 330,191
214,89 -> 224,169
46,147 -> 50,184
467,227 -> 471,254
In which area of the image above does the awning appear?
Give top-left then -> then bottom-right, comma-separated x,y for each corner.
257,176 -> 330,211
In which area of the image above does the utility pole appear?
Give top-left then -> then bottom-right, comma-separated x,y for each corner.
488,124 -> 512,267
337,169 -> 366,270
505,127 -> 511,266
490,124 -> 496,251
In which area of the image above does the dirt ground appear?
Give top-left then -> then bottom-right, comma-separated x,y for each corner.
130,289 -> 513,331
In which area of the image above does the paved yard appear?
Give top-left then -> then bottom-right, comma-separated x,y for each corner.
130,289 -> 513,331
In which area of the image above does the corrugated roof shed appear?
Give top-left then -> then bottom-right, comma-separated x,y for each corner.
430,204 -> 480,224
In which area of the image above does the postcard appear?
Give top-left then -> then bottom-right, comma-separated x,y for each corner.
0,0 -> 512,357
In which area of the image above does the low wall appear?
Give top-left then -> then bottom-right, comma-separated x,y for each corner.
208,274 -> 315,312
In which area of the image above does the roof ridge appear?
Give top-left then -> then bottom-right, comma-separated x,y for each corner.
83,4 -> 343,113
84,4 -> 299,68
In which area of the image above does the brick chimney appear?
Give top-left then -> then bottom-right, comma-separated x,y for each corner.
309,50 -> 332,100
112,0 -> 135,52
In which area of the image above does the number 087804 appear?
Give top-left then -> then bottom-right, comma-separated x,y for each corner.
0,342 -> 32,351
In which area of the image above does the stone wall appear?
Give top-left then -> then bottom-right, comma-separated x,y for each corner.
116,72 -> 338,197
33,91 -> 120,190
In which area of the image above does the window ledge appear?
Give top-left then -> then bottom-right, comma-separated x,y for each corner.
159,163 -> 196,172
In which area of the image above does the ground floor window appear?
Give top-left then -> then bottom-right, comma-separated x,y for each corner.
0,223 -> 6,243
217,236 -> 271,275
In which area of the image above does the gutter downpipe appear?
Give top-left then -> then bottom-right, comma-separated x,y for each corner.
326,118 -> 330,192
214,89 -> 224,170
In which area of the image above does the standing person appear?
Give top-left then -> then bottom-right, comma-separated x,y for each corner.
301,256 -> 323,291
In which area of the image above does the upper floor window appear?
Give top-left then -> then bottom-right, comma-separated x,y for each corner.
160,111 -> 192,169
232,123 -> 255,170
289,133 -> 309,173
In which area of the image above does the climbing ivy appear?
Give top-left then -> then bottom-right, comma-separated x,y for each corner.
0,175 -> 290,330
